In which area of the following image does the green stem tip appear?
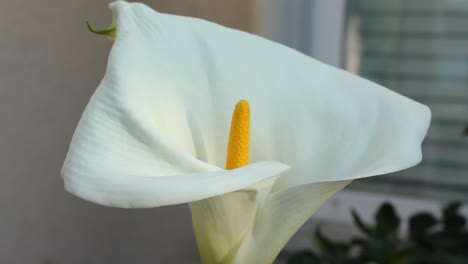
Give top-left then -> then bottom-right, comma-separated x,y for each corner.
86,21 -> 116,39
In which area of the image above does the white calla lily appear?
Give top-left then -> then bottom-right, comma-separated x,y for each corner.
61,2 -> 431,264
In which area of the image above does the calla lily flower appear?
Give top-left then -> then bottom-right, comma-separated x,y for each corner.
62,2 -> 431,264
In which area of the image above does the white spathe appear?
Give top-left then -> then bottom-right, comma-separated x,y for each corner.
61,2 -> 431,264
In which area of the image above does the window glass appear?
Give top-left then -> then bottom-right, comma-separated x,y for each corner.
345,0 -> 468,201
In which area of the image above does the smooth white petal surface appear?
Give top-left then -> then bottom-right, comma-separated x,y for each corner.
232,180 -> 351,264
62,1 -> 295,208
188,178 -> 278,264
64,161 -> 288,208
65,1 -> 430,192
189,178 -> 351,264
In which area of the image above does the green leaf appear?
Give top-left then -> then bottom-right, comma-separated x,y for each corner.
463,124 -> 468,136
351,209 -> 372,235
442,202 -> 466,232
313,228 -> 350,263
365,236 -> 398,264
431,252 -> 468,264
314,228 -> 343,252
287,250 -> 321,264
375,202 -> 400,237
444,202 -> 462,216
429,230 -> 468,255
409,212 -> 437,239
342,259 -> 363,264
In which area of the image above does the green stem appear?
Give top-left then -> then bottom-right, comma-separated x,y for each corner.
86,21 -> 116,39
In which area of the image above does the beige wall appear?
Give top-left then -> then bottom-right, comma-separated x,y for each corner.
148,0 -> 253,32
0,1 -> 252,263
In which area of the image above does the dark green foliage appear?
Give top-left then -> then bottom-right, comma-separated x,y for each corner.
443,202 -> 466,232
351,209 -> 372,236
375,203 -> 400,238
288,250 -> 320,264
409,213 -> 437,239
314,228 -> 352,264
287,202 -> 468,264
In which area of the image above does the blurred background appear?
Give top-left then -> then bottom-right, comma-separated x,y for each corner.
0,0 -> 466,263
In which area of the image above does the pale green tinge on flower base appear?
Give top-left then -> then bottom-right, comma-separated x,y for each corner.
62,2 -> 431,264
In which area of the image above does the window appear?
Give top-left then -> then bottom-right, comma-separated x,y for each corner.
344,0 -> 468,201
